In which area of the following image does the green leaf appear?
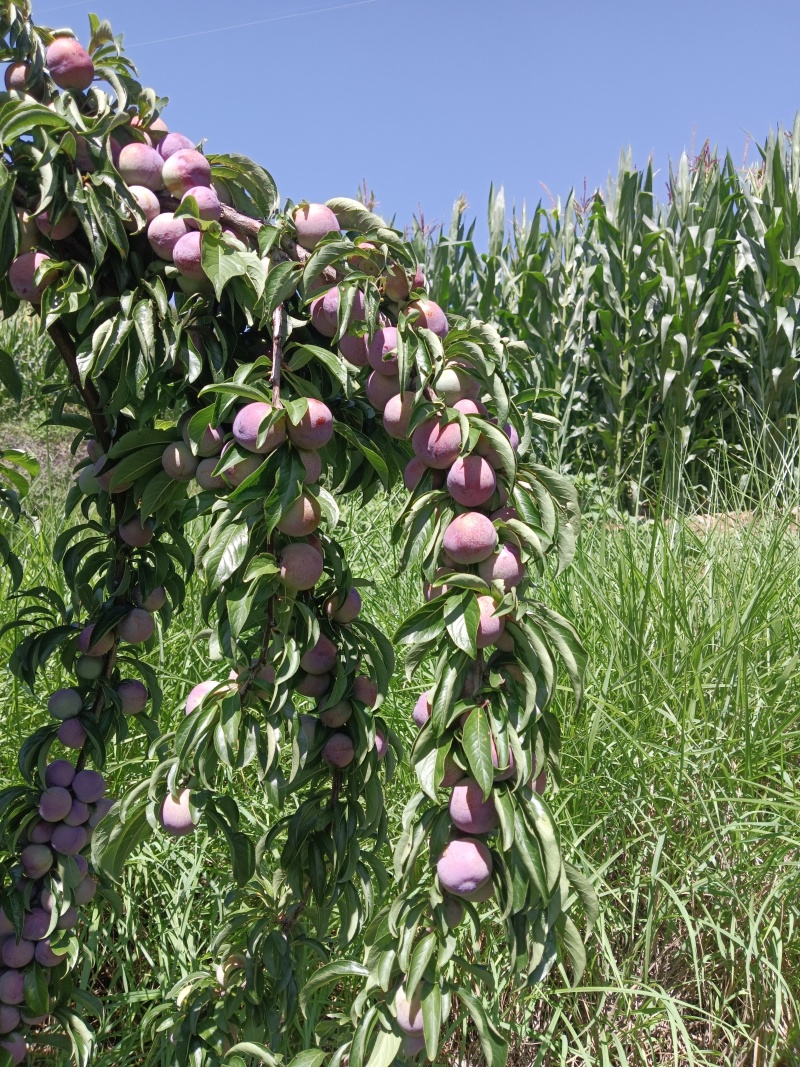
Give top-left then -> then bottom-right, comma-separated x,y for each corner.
299,960 -> 369,1013
203,521 -> 248,585
457,988 -> 508,1067
0,348 -> 23,403
325,197 -> 388,233
462,708 -> 494,797
365,1030 -> 402,1067
225,1043 -> 280,1067
444,591 -> 479,656
286,1052 -> 327,1067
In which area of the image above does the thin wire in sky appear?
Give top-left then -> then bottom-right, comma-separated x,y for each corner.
128,0 -> 379,49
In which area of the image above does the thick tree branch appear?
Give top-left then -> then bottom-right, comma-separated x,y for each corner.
47,320 -> 111,451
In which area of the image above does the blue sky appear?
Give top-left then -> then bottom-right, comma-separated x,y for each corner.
35,0 -> 800,244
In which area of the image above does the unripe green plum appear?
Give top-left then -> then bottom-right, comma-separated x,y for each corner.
442,896 -> 465,929
434,367 -> 480,405
300,634 -> 337,675
158,132 -> 195,160
162,441 -> 198,481
118,608 -> 155,644
477,542 -> 524,591
338,331 -> 369,367
411,417 -> 461,469
476,594 -> 505,648
0,970 -> 23,1005
133,585 -> 166,612
279,543 -> 324,591
47,688 -> 82,721
446,455 -> 496,507
324,587 -> 361,623
85,438 -> 103,463
124,186 -> 161,232
58,718 -> 87,749
293,203 -> 339,251
77,623 -> 114,657
45,760 -> 75,788
51,823 -> 87,856
72,769 -> 105,803
148,212 -> 191,261
39,787 -> 72,823
232,402 -> 286,454
442,512 -> 498,564
367,327 -> 399,377
394,984 -> 423,1036
159,789 -> 197,836
436,837 -> 493,898
383,391 -> 415,440
412,690 -> 432,728
21,844 -> 53,880
286,398 -> 333,450
449,777 -> 499,834
298,449 -> 322,484
119,513 -> 155,548
77,465 -> 100,495
46,37 -> 94,90
162,149 -> 211,197
294,672 -> 330,698
117,143 -> 163,191
75,656 -> 103,680
196,458 -> 226,491
8,251 -> 56,303
35,210 -> 78,241
352,675 -> 378,707
318,700 -> 352,728
322,733 -> 354,768
276,493 -> 321,536
408,298 -> 448,338
365,371 -> 400,412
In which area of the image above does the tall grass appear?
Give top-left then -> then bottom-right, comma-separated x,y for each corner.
0,425 -> 797,1065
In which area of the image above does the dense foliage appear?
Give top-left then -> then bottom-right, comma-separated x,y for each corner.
417,129 -> 800,508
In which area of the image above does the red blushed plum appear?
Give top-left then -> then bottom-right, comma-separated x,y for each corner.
158,132 -> 196,160
276,493 -> 321,536
476,423 -> 520,469
72,769 -> 105,804
148,212 -> 191,261
134,585 -> 166,612
476,595 -> 505,648
322,733 -> 354,768
449,777 -> 499,834
33,939 -> 63,968
453,398 -> 486,416
124,186 -> 161,232
116,679 -> 148,715
45,760 -> 75,789
309,295 -> 337,337
408,298 -> 448,338
436,837 -> 493,898
46,38 -> 94,90
162,441 -> 199,481
317,701 -> 352,728
118,513 -> 154,547
495,630 -> 514,652
183,419 -> 224,458
411,417 -> 462,469
47,688 -> 82,721
365,371 -> 400,412
88,797 -> 114,829
384,262 -> 412,302
185,679 -> 221,715
394,985 -> 423,1036
195,458 -> 226,491
324,587 -> 361,623
403,457 -> 445,492
287,398 -> 334,450
159,789 -> 198,837
491,506 -> 519,524
51,824 -> 87,856
1,939 -> 34,969
222,447 -> 263,487
412,690 -> 432,728
162,149 -> 212,197
173,231 -> 206,280
182,185 -> 221,222
56,906 -> 77,930
294,672 -> 330,699
0,1030 -> 26,1063
232,401 -> 287,454
353,675 -> 378,708
35,210 -> 78,241
298,449 -> 322,484
434,367 -> 481,405
279,543 -> 324,591
73,854 -> 89,879
118,608 -> 155,645
374,728 -> 388,760
4,62 -> 31,92
383,391 -> 415,440
298,715 -> 316,747
0,969 -> 23,1004
300,634 -> 338,675
39,787 -> 73,823
293,203 -> 340,251
9,252 -> 56,303
58,718 -> 87,750
442,512 -> 498,565
477,542 -> 524,591
77,623 -> 114,657
446,455 -> 496,507
22,908 -> 50,942
117,143 -> 163,191
491,739 -> 516,781
72,877 -> 97,906
460,877 -> 495,903
367,327 -> 399,377
64,800 -> 90,826
28,821 -> 52,845
338,331 -> 369,367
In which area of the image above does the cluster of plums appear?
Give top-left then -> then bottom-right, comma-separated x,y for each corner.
0,760 -> 110,1064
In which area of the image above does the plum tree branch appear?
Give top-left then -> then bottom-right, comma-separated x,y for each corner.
47,320 -> 111,451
